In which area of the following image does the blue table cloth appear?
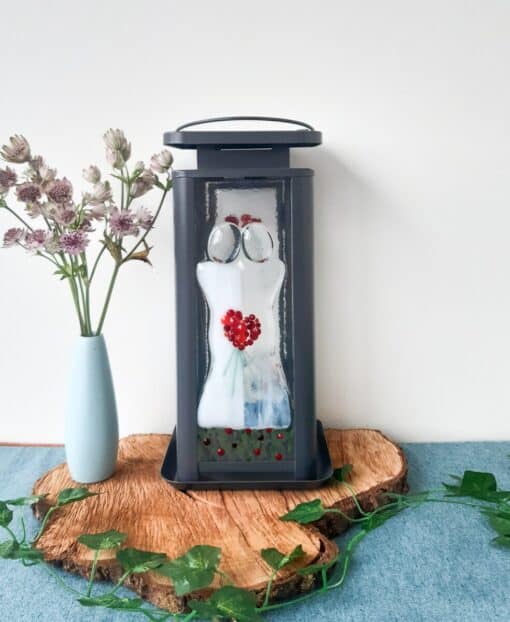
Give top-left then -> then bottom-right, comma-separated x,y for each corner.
0,442 -> 509,621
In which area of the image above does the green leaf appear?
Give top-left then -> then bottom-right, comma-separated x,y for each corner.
78,594 -> 144,610
492,535 -> 510,548
443,471 -> 510,502
78,530 -> 127,551
332,464 -> 353,483
280,499 -> 326,524
0,540 -> 17,559
5,495 -> 47,506
0,501 -> 13,528
189,586 -> 261,622
361,506 -> 403,532
116,547 -> 167,574
0,541 -> 44,563
297,558 -> 338,576
56,487 -> 97,507
155,545 -> 221,596
261,545 -> 304,571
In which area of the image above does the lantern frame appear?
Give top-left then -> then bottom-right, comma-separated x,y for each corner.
161,117 -> 332,489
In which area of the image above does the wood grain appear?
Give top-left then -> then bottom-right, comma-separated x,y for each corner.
32,429 -> 407,612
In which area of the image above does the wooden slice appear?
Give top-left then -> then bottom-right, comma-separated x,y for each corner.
32,429 -> 407,613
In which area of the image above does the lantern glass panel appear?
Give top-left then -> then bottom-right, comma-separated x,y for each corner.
196,180 -> 295,464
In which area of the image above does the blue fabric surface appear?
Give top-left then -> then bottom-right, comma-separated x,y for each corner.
0,442 -> 509,621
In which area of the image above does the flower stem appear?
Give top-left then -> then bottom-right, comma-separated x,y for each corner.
95,262 -> 121,335
86,548 -> 100,597
3,204 -> 34,231
33,506 -> 57,543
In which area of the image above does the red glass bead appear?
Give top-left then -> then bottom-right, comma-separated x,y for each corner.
276,433 -> 284,440
217,448 -> 225,456
275,453 -> 283,461
253,447 -> 261,456
225,428 -> 233,435
245,428 -> 252,435
266,428 -> 273,433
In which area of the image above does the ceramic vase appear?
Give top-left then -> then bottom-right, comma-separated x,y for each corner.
64,335 -> 118,483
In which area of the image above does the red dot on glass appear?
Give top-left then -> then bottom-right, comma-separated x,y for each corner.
275,452 -> 283,461
276,433 -> 284,440
217,448 -> 225,456
253,448 -> 261,456
266,428 -> 273,433
245,428 -> 252,435
225,428 -> 233,435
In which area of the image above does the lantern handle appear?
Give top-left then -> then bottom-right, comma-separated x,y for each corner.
175,116 -> 315,132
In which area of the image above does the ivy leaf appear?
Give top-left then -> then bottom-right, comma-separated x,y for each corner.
443,471 -> 510,502
261,545 -> 304,572
78,530 -> 127,551
482,503 -> 510,536
5,495 -> 47,506
361,506 -> 403,532
0,540 -> 17,559
155,545 -> 221,596
332,464 -> 353,483
116,547 -> 167,573
0,501 -> 13,527
78,594 -> 144,610
297,558 -> 338,576
280,499 -> 326,524
189,586 -> 261,622
492,535 -> 510,548
57,487 -> 97,507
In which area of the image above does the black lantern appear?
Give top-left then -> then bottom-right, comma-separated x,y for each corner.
161,116 -> 332,489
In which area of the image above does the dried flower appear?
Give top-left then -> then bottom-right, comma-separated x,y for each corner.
103,129 -> 131,168
25,229 -> 47,252
47,178 -> 73,204
44,233 -> 60,254
83,180 -> 112,206
109,207 -> 139,237
150,149 -> 173,173
88,204 -> 108,220
130,168 -> 155,198
25,202 -> 45,219
105,147 -> 125,169
59,230 -> 89,255
0,135 -> 31,163
135,206 -> 153,230
16,182 -> 41,204
53,206 -> 77,226
82,165 -> 101,184
133,161 -> 144,174
3,227 -> 24,247
0,167 -> 17,194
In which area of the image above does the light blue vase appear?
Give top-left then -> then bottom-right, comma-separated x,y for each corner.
64,335 -> 119,483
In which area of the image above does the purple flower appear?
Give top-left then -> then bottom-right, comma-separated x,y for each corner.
25,229 -> 47,252
59,230 -> 89,255
109,207 -> 139,237
0,167 -> 17,194
47,178 -> 73,204
0,135 -> 31,163
3,227 -> 24,247
53,206 -> 77,226
16,182 -> 41,203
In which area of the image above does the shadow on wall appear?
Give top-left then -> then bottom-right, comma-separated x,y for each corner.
292,147 -> 420,430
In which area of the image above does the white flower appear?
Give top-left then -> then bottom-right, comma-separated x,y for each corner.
0,135 -> 31,163
106,147 -> 125,169
82,165 -> 101,184
150,149 -> 173,173
103,129 -> 131,163
130,169 -> 155,198
83,180 -> 112,206
135,206 -> 153,230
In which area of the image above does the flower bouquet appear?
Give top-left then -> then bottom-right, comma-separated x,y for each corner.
0,130 -> 173,482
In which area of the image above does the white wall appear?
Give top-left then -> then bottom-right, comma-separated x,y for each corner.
1,0 -> 510,443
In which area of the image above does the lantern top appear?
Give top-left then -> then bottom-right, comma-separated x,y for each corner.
164,116 -> 322,150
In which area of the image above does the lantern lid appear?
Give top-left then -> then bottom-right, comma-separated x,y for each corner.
164,116 -> 322,150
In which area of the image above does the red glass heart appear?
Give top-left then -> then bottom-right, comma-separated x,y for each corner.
221,309 -> 262,351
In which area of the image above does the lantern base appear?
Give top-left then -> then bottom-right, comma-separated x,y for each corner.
161,420 -> 333,490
